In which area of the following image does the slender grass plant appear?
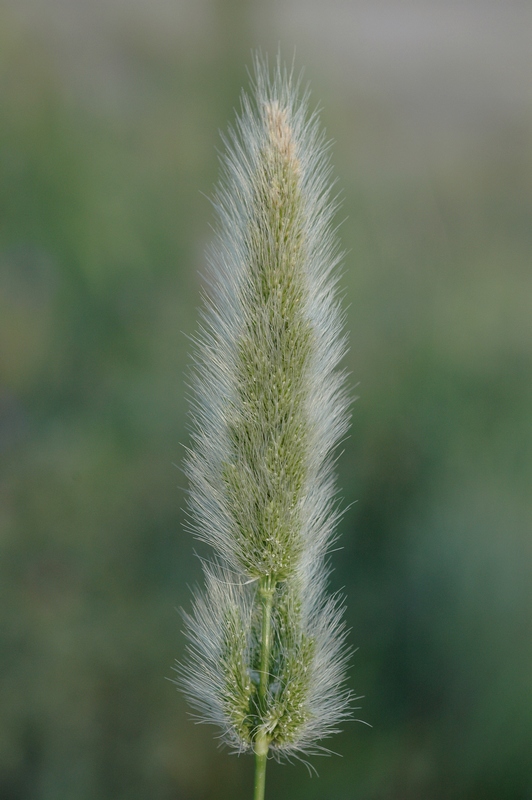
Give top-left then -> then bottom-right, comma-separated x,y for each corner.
180,55 -> 353,800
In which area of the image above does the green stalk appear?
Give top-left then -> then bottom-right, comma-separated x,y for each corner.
254,577 -> 274,800
259,577 -> 274,697
253,731 -> 269,800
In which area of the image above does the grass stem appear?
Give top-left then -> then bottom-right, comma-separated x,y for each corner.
259,578 -> 274,697
254,577 -> 274,799
253,731 -> 269,800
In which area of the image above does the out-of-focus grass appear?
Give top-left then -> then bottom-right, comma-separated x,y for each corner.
1,6 -> 531,800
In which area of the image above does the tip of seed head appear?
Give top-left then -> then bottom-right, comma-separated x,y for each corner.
265,101 -> 298,167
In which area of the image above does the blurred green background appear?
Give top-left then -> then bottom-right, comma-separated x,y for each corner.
1,1 -> 531,798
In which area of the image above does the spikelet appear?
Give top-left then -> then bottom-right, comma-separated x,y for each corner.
180,54 -> 352,760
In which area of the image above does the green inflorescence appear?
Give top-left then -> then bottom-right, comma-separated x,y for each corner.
220,603 -> 255,743
222,103 -> 312,586
219,582 -> 315,748
181,58 -> 352,780
262,585 -> 314,745
217,102 -> 318,749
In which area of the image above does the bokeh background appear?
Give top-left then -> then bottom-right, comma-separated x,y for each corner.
1,1 -> 531,798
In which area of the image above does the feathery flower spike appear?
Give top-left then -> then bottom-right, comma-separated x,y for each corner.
180,54 -> 353,800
